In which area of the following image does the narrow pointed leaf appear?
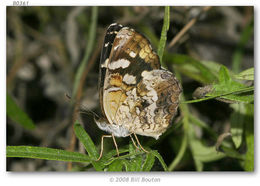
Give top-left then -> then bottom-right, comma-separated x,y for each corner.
7,146 -> 91,163
235,68 -> 254,81
142,153 -> 155,171
158,6 -> 170,66
7,93 -> 35,130
244,104 -> 254,171
74,123 -> 103,171
150,150 -> 168,171
74,123 -> 98,159
108,159 -> 124,171
230,103 -> 246,148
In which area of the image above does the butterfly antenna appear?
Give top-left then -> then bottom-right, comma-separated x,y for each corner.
78,105 -> 100,119
64,93 -> 101,120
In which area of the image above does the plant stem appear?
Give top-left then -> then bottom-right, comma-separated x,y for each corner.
158,6 -> 170,67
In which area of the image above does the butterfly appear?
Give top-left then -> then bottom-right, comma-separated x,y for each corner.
95,23 -> 182,160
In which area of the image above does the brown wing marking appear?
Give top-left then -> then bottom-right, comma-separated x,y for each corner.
103,27 -> 161,126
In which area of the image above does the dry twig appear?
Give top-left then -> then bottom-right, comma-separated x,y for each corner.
167,6 -> 212,49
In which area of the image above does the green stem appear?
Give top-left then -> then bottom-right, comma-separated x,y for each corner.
182,86 -> 254,104
158,6 -> 170,67
72,7 -> 98,98
168,131 -> 188,171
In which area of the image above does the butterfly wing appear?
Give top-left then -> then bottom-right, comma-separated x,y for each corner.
99,24 -> 181,139
99,23 -> 123,119
102,27 -> 160,128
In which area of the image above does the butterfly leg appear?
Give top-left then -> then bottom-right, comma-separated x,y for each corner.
133,133 -> 149,153
111,134 -> 120,157
97,134 -> 112,161
129,134 -> 140,151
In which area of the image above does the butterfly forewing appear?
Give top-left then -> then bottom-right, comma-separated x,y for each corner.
99,23 -> 123,118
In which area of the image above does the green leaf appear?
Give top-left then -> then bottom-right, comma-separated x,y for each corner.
218,65 -> 231,82
150,150 -> 168,171
230,103 -> 246,148
7,146 -> 91,163
193,158 -> 204,172
189,115 -> 217,139
234,68 -> 254,81
200,60 -> 226,78
207,66 -> 254,103
220,146 -> 245,160
7,93 -> 35,130
108,159 -> 124,171
142,153 -> 155,171
184,65 -> 254,104
126,143 -> 143,171
74,122 -> 103,171
168,133 -> 188,171
158,6 -> 170,67
190,141 -> 226,163
129,143 -> 136,155
244,104 -> 254,171
72,7 -> 98,98
166,54 -> 217,84
74,123 -> 98,159
122,160 -> 131,171
183,86 -> 254,104
128,155 -> 143,171
102,142 -> 162,172
188,124 -> 226,171
99,147 -> 129,166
